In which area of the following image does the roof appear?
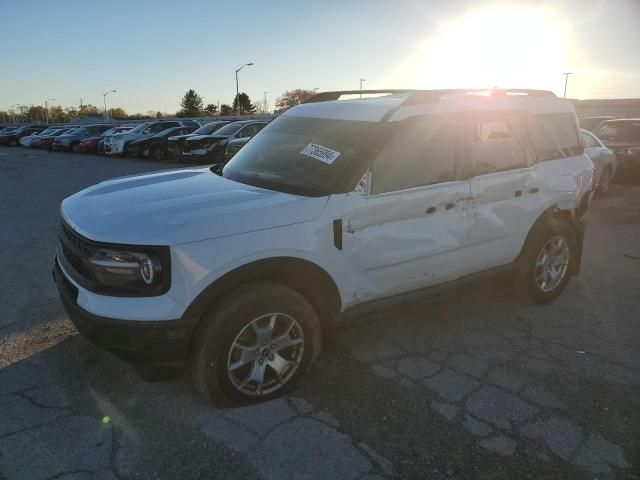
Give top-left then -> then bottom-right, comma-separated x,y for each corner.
286,89 -> 575,123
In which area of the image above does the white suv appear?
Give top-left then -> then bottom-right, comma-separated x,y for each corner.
54,89 -> 594,403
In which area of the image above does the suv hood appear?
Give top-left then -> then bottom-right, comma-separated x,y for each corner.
61,167 -> 329,245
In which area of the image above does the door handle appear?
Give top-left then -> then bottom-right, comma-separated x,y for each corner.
529,187 -> 540,194
445,202 -> 455,210
514,190 -> 523,197
426,206 -> 436,214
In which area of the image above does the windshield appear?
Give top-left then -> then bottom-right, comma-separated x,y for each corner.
153,127 -> 179,138
222,116 -> 384,196
127,123 -> 150,134
594,121 -> 640,142
209,122 -> 244,137
194,122 -> 226,135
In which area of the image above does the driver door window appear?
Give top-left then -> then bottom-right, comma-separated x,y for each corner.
371,116 -> 459,194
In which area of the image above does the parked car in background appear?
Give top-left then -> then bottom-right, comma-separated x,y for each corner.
581,129 -> 616,194
33,128 -> 75,150
0,126 -> 19,136
97,126 -> 134,154
20,126 -> 63,147
182,120 -> 268,164
52,124 -> 114,153
105,120 -> 200,156
54,89 -> 593,403
593,119 -> 640,176
0,125 -> 46,146
127,126 -> 197,160
223,136 -> 251,162
167,121 -> 230,157
579,116 -> 616,132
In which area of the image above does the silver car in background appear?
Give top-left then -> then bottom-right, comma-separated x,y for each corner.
581,128 -> 616,194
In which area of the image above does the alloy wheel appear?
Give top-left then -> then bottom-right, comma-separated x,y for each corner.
226,313 -> 305,397
534,236 -> 570,293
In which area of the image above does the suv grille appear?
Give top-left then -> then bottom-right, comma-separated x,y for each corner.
58,219 -> 98,280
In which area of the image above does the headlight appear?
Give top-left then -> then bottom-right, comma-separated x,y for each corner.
87,249 -> 164,294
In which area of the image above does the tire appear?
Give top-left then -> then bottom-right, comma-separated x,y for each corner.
191,281 -> 322,405
513,219 -> 577,304
71,142 -> 80,154
8,139 -> 17,147
150,145 -> 165,160
597,166 -> 612,195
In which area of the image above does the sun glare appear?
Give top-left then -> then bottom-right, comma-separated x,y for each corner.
398,5 -> 573,93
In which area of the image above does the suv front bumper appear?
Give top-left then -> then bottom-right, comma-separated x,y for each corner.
54,257 -> 197,363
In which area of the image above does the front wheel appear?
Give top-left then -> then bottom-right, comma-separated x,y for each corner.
71,142 -> 81,153
514,219 -> 577,304
150,144 -> 165,160
191,282 -> 322,404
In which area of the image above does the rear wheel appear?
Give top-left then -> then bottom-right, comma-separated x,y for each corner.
514,219 -> 576,304
8,139 -> 17,147
71,142 -> 81,153
191,282 -> 322,405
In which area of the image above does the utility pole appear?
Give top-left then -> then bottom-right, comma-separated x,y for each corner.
44,98 -> 55,124
263,91 -> 268,114
562,72 -> 574,98
103,89 -> 117,121
360,78 -> 366,98
235,62 -> 254,114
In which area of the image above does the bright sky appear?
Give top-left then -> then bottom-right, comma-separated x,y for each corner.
1,0 -> 638,113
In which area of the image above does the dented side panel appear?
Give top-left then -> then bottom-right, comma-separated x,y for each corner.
341,181 -> 473,302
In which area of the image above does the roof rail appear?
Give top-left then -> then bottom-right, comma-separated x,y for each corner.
304,88 -> 556,105
303,89 -> 416,103
403,89 -> 556,105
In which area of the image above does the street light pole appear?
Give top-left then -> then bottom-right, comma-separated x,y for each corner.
44,98 -> 55,124
235,62 -> 254,114
562,72 -> 574,98
103,89 -> 117,121
263,91 -> 268,114
360,78 -> 366,98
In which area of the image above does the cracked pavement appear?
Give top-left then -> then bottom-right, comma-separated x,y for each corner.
1,148 -> 639,479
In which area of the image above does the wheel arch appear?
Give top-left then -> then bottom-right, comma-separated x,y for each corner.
183,256 -> 342,339
516,203 -> 585,274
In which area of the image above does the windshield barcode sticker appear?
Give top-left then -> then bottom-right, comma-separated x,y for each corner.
300,143 -> 341,164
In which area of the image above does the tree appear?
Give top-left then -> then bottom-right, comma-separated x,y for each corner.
28,106 -> 46,121
109,107 -> 127,119
275,89 -> 315,110
178,89 -> 204,117
65,106 -> 79,119
233,93 -> 256,114
204,103 -> 218,116
155,111 -> 163,118
79,104 -> 99,116
220,104 -> 233,116
49,105 -> 64,122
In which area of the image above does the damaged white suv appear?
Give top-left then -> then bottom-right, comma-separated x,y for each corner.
55,89 -> 594,403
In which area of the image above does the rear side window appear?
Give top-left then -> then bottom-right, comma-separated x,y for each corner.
528,113 -> 582,161
471,117 -> 527,175
372,115 -> 459,193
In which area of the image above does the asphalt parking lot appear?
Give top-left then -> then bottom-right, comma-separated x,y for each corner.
0,147 -> 639,480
